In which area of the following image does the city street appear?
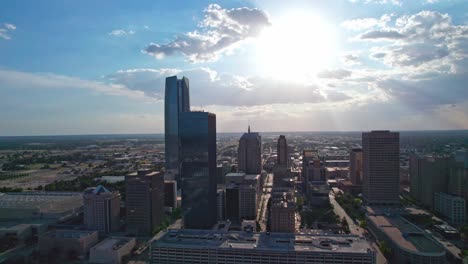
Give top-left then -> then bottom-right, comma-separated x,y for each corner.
329,192 -> 387,264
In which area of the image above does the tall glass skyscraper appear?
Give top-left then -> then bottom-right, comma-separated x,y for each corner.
164,76 -> 190,179
179,111 -> 217,229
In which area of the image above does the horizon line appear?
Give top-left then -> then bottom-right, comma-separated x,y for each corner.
1,129 -> 468,138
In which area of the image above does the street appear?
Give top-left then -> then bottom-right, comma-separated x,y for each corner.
329,192 -> 387,264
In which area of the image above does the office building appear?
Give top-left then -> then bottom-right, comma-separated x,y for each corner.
434,192 -> 466,226
150,229 -> 376,264
125,170 -> 165,236
83,185 -> 121,234
349,148 -> 363,185
216,164 -> 225,184
410,155 -> 449,209
89,237 -> 136,264
164,180 -> 177,209
179,111 -> 217,229
217,188 -> 225,221
301,150 -> 316,194
277,135 -> 288,166
362,131 -> 400,205
448,150 -> 468,201
238,126 -> 262,174
270,190 -> 295,233
367,213 -> 445,264
164,76 -> 190,179
225,184 -> 240,222
38,230 -> 99,256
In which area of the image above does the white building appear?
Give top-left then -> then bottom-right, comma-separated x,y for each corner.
434,192 -> 466,226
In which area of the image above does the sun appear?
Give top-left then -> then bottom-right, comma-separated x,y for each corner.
255,11 -> 337,80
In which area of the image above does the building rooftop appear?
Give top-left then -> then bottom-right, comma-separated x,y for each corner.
92,237 -> 135,251
44,229 -> 97,240
367,215 -> 444,254
0,192 -> 83,216
152,229 -> 374,254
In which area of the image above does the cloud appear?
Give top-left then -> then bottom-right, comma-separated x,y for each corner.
317,69 -> 352,79
4,23 -> 16,30
0,69 -> 146,100
0,22 -> 16,40
355,11 -> 468,70
360,30 -> 405,40
108,67 -> 352,106
143,4 -> 270,63
376,73 -> 468,109
341,14 -> 392,31
348,0 -> 402,6
342,54 -> 360,66
108,29 -> 135,36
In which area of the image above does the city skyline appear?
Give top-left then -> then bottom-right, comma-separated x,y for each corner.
1,0 -> 468,136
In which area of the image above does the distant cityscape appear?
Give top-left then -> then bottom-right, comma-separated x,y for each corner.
0,77 -> 467,264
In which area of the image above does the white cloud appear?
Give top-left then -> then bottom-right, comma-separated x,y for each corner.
342,54 -> 361,66
317,69 -> 352,79
108,67 -> 352,106
143,4 -> 270,63
348,0 -> 402,6
0,22 -> 16,40
341,14 -> 392,30
108,29 -> 135,36
0,69 -> 146,100
353,11 -> 468,72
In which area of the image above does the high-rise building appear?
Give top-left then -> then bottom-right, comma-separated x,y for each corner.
164,76 -> 190,180
83,185 -> 121,234
238,126 -> 262,174
277,135 -> 288,166
362,130 -> 400,205
179,111 -> 217,229
349,148 -> 363,185
216,188 -> 225,221
125,170 -> 165,236
164,180 -> 177,209
270,190 -> 295,233
302,150 -> 317,194
410,155 -> 449,209
225,184 -> 240,222
434,192 -> 466,226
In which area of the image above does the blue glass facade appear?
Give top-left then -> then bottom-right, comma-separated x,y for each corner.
164,76 -> 190,179
179,111 -> 217,229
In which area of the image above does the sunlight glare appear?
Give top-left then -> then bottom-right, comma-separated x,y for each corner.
255,11 -> 337,80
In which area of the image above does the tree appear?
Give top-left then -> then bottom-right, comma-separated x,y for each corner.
378,241 -> 392,258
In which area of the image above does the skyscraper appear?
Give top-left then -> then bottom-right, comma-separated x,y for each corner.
410,155 -> 449,209
277,135 -> 288,166
164,76 -> 190,180
126,170 -> 165,236
349,148 -> 363,185
362,130 -> 400,205
238,126 -> 262,174
83,185 -> 121,234
179,111 -> 217,229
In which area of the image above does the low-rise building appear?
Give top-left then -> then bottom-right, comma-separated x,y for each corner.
150,229 -> 376,264
0,192 -> 83,221
89,237 -> 136,264
38,229 -> 98,256
367,213 -> 445,264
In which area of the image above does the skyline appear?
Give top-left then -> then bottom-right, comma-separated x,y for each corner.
1,0 -> 468,136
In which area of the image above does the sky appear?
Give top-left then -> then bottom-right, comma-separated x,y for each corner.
0,0 -> 467,136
